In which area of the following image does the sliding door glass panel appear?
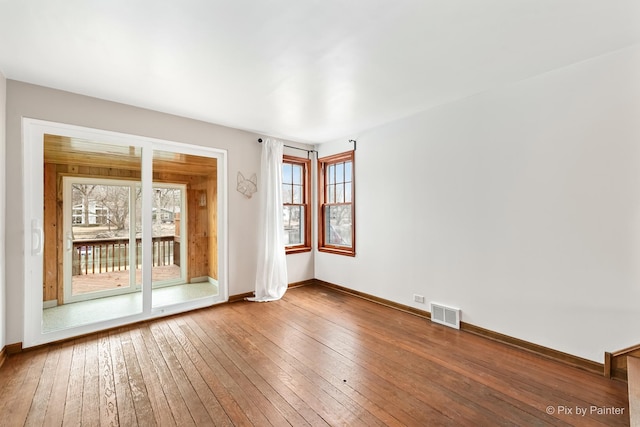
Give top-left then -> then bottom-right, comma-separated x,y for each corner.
134,183 -> 143,288
151,185 -> 185,287
42,135 -> 143,332
68,182 -> 135,299
151,149 -> 218,308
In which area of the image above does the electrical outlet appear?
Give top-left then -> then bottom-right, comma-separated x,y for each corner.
413,294 -> 425,304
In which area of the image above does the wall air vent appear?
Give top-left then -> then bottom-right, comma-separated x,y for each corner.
430,302 -> 461,329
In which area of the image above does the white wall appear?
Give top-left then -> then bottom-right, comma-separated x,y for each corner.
0,71 -> 6,351
317,44 -> 640,363
5,81 -> 314,345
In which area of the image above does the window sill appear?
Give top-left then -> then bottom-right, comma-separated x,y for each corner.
318,246 -> 356,257
285,246 -> 312,255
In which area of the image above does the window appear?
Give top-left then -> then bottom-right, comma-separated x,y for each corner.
318,151 -> 355,256
282,155 -> 311,254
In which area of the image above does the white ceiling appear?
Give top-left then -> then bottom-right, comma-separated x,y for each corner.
1,1 -> 639,143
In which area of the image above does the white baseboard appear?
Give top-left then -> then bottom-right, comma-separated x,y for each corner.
43,300 -> 58,309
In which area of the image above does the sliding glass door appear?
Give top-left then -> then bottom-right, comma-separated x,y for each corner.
64,179 -> 139,303
23,119 -> 227,347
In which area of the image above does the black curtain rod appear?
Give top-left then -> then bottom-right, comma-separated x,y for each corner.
257,138 -> 317,156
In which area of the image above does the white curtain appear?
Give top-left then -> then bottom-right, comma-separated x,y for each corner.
247,138 -> 288,302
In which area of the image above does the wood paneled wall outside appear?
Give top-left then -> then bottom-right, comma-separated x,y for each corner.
207,172 -> 218,280
42,161 -> 217,304
43,163 -> 58,302
0,285 -> 630,426
183,173 -> 210,281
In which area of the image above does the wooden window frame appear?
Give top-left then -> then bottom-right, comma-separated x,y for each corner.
283,155 -> 312,254
318,151 -> 355,256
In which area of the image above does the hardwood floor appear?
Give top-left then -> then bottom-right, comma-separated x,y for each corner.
0,284 -> 630,426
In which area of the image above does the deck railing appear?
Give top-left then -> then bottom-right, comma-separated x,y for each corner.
72,236 -> 176,276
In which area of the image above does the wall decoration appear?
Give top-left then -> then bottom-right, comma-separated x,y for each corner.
237,172 -> 257,199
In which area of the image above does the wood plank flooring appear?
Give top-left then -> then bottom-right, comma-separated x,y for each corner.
0,284 -> 630,426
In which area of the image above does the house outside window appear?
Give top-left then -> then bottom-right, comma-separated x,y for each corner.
71,201 -> 110,226
282,155 -> 311,254
318,151 -> 355,256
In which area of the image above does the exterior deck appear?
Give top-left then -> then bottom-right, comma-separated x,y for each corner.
72,264 -> 183,295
